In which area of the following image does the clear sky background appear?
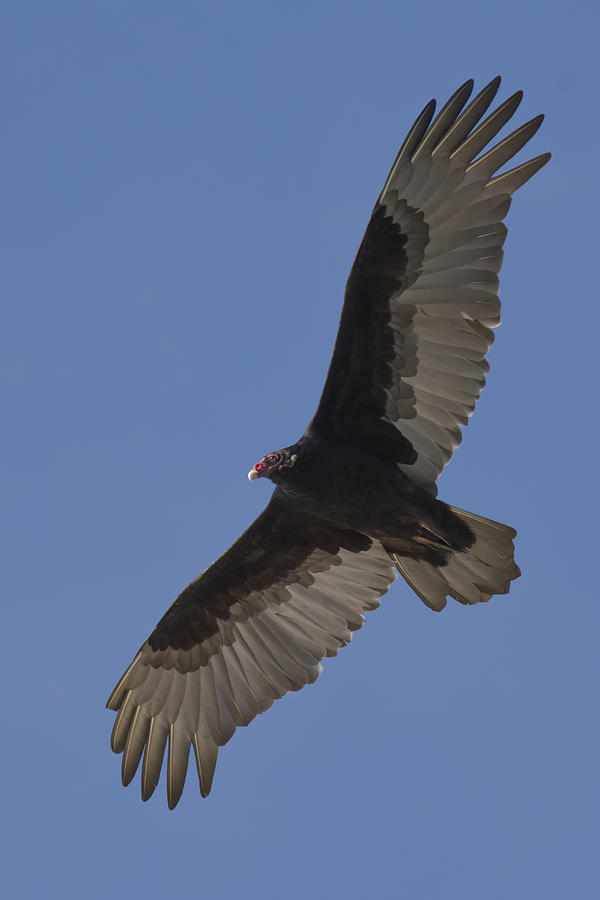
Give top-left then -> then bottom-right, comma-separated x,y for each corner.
3,2 -> 597,898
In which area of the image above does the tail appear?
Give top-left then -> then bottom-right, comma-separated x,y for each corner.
394,507 -> 521,611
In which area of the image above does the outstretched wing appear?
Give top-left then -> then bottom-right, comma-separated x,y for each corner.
107,493 -> 396,807
310,77 -> 550,492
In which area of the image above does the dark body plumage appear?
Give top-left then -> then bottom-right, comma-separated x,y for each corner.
108,78 -> 549,808
267,439 -> 474,562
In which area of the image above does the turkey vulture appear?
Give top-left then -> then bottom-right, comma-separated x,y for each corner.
107,77 -> 549,808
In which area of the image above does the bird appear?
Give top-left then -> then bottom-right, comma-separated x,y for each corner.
107,77 -> 549,808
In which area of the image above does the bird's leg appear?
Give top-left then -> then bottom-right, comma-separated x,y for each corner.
413,522 -> 453,551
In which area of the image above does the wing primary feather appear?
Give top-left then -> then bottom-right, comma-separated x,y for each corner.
466,115 -> 544,179
106,651 -> 144,710
141,716 -> 168,801
411,80 -> 473,162
110,690 -> 136,753
192,733 -> 218,799
432,76 -> 501,158
121,707 -> 150,787
450,90 -> 524,167
167,722 -> 191,809
484,152 -> 551,195
379,98 -> 436,198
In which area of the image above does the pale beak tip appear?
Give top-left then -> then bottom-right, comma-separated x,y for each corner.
248,468 -> 259,482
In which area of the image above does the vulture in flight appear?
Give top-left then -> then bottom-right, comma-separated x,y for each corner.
107,77 -> 549,808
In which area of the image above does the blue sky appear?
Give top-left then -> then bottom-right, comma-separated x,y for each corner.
3,2 -> 597,898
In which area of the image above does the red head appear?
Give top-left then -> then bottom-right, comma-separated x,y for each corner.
248,451 -> 284,482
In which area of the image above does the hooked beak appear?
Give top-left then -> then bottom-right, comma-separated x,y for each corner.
248,467 -> 260,482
